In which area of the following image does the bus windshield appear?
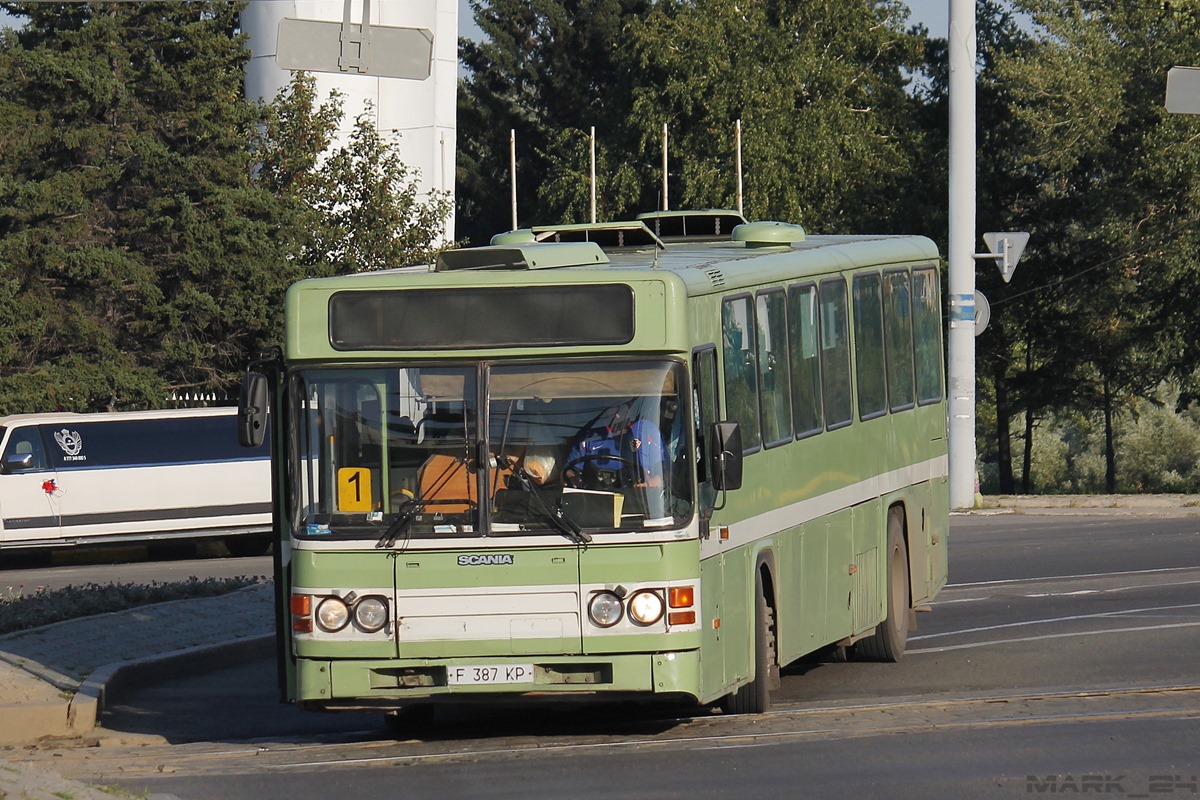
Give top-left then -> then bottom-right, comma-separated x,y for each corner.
287,360 -> 692,540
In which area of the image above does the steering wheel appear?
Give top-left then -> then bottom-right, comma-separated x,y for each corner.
562,453 -> 637,489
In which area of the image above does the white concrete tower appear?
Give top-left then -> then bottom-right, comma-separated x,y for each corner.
242,0 -> 458,243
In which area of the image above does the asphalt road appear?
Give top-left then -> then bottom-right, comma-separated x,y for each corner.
20,513 -> 1200,799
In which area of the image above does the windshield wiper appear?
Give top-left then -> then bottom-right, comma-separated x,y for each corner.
376,499 -> 428,549
500,456 -> 590,545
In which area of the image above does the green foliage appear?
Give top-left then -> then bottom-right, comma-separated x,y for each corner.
457,0 -> 651,243
252,74 -> 455,274
0,575 -> 266,635
458,0 -> 932,245
975,0 -> 1200,491
0,2 -> 288,411
0,13 -> 451,415
982,381 -> 1200,494
627,0 -> 927,231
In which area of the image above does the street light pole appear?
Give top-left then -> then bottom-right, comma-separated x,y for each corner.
948,0 -> 978,509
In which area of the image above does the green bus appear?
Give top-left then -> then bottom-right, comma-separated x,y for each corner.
238,211 -> 948,725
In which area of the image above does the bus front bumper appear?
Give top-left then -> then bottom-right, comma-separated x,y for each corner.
293,650 -> 702,711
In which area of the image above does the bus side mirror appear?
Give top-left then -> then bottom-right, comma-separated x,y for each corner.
238,371 -> 269,448
710,421 -> 743,492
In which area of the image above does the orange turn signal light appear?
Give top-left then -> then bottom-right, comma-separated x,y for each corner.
290,594 -> 311,617
668,586 -> 694,609
668,611 -> 696,626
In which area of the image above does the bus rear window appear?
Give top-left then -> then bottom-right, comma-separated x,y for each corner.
329,286 -> 635,350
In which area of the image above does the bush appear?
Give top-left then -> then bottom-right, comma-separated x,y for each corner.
983,379 -> 1200,494
0,575 -> 267,636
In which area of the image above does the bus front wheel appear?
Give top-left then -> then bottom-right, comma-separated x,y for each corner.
856,509 -> 910,662
721,577 -> 778,715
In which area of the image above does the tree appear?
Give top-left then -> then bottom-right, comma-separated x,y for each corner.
983,0 -> 1200,491
0,11 -> 452,416
457,0 -> 652,244
626,0 -> 929,231
0,2 -> 291,412
458,0 -> 932,240
253,73 -> 455,274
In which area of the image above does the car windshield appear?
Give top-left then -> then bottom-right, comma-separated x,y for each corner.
286,360 -> 692,541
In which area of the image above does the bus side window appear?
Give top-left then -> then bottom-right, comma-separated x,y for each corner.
912,267 -> 945,405
788,283 -> 824,437
755,289 -> 793,447
883,269 -> 916,411
853,271 -> 888,420
693,347 -> 718,489
819,278 -> 853,429
721,295 -> 761,452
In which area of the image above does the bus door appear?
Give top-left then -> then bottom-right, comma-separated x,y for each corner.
0,425 -> 61,543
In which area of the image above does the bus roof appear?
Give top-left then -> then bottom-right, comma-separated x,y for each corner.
304,229 -> 940,299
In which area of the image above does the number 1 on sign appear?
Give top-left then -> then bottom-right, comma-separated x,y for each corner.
337,467 -> 373,512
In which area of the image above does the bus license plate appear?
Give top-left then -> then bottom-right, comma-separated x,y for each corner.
446,664 -> 534,685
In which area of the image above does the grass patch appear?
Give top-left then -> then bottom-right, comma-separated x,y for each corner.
0,575 -> 268,636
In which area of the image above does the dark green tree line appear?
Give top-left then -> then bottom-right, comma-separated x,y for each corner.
457,0 -> 934,241
979,0 -> 1200,492
0,3 -> 450,415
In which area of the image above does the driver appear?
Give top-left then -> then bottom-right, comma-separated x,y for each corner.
563,402 -> 665,490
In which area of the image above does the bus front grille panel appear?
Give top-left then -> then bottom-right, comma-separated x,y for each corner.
395,587 -> 582,651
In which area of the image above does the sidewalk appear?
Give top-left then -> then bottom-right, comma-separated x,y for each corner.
973,493 -> 1200,515
0,582 -> 274,799
1,494 -> 1197,797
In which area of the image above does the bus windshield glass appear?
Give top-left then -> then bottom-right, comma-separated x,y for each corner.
286,360 -> 691,540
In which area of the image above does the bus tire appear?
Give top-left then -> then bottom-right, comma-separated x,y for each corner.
856,509 -> 910,662
721,576 -> 777,715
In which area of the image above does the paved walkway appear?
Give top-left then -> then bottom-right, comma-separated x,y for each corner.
0,583 -> 273,799
1,494 -> 1197,798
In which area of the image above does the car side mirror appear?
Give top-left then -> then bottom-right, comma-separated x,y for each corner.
0,453 -> 34,475
238,371 -> 269,448
710,421 -> 743,492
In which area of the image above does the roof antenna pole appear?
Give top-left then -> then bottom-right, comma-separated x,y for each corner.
510,129 -> 518,231
735,119 -> 744,217
661,122 -> 669,212
590,126 -> 597,224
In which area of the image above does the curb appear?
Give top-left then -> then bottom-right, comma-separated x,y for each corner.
68,634 -> 275,736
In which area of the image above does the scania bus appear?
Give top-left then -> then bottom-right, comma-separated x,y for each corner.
239,211 -> 948,724
0,407 -> 271,556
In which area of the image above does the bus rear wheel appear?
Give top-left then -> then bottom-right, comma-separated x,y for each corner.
856,509 -> 910,662
721,576 -> 778,715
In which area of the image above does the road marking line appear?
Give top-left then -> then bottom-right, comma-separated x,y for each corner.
946,565 -> 1200,590
911,602 -> 1200,641
910,620 -> 1200,654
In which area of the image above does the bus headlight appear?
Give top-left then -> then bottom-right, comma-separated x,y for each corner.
316,597 -> 350,632
354,596 -> 389,633
588,591 -> 624,627
627,590 -> 665,625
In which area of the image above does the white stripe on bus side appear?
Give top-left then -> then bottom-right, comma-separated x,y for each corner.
700,454 -> 949,559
